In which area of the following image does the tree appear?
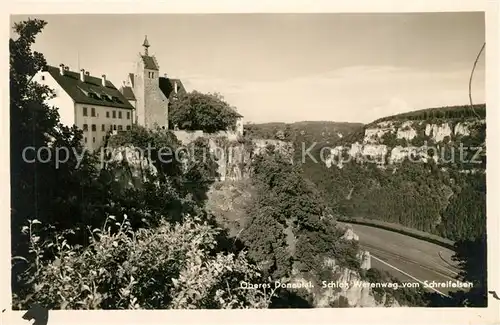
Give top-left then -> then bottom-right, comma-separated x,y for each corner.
10,19 -> 113,301
169,91 -> 241,133
10,18 -> 101,252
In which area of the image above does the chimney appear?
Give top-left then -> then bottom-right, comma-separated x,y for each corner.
102,74 -> 107,87
164,73 -> 167,78
59,64 -> 65,75
174,81 -> 178,94
64,66 -> 69,71
85,71 -> 90,76
80,69 -> 85,82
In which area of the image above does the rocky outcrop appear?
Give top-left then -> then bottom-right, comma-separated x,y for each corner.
425,123 -> 452,142
289,226 -> 401,308
177,133 -> 294,181
104,131 -> 294,186
325,119 -> 485,170
105,145 -> 158,188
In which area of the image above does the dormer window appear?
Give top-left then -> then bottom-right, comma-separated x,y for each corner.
88,92 -> 101,100
100,92 -> 113,102
77,86 -> 89,96
112,96 -> 124,104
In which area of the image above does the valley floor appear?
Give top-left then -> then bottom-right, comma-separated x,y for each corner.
339,222 -> 465,296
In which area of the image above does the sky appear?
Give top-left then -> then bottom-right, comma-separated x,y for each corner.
11,13 -> 485,124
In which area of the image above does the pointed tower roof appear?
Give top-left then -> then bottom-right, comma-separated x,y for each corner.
140,35 -> 159,70
142,35 -> 150,55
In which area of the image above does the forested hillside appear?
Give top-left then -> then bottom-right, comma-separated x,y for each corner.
297,105 -> 486,242
291,105 -> 487,307
245,121 -> 363,144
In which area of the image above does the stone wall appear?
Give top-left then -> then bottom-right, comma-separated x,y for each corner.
133,55 -> 169,129
173,130 -> 239,145
144,67 -> 169,129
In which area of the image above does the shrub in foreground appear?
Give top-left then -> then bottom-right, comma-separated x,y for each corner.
13,216 -> 275,309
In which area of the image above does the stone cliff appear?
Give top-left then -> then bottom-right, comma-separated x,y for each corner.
325,118 -> 485,170
173,130 -> 294,181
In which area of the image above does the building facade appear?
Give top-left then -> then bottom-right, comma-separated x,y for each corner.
35,64 -> 135,151
119,36 -> 244,136
118,36 -> 188,130
36,36 -> 244,150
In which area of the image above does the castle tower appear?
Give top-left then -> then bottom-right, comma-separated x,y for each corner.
132,35 -> 169,129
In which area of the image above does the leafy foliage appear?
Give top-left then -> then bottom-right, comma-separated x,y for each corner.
10,18 -> 105,284
13,216 -> 274,309
169,91 -> 241,133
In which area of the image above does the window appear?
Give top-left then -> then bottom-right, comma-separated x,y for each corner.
112,96 -> 123,104
91,124 -> 96,132
101,124 -> 105,131
106,111 -> 110,118
41,76 -> 45,81
113,125 -> 117,130
112,111 -> 116,118
127,112 -> 130,120
83,107 -> 88,116
91,107 -> 96,117
118,111 -> 122,119
126,125 -> 131,131
118,125 -> 123,131
93,137 -> 96,143
83,124 -> 88,131
84,137 -> 87,143
109,125 -> 113,131
88,92 -> 101,100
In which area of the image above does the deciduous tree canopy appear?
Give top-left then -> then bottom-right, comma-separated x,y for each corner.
169,91 -> 241,133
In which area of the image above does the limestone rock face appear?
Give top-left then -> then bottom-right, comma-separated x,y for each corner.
106,145 -> 158,188
173,130 -> 294,181
289,226 -> 402,308
324,119 -> 485,170
425,123 -> 452,142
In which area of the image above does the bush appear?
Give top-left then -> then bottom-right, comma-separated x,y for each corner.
169,91 -> 241,133
13,215 -> 275,310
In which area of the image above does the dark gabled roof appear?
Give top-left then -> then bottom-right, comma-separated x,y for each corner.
46,66 -> 134,110
159,77 -> 187,100
128,73 -> 135,87
119,86 -> 136,101
141,55 -> 159,71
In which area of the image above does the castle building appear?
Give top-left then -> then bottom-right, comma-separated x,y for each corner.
118,36 -> 244,136
34,64 -> 134,151
35,36 -> 244,151
119,36 -> 187,130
